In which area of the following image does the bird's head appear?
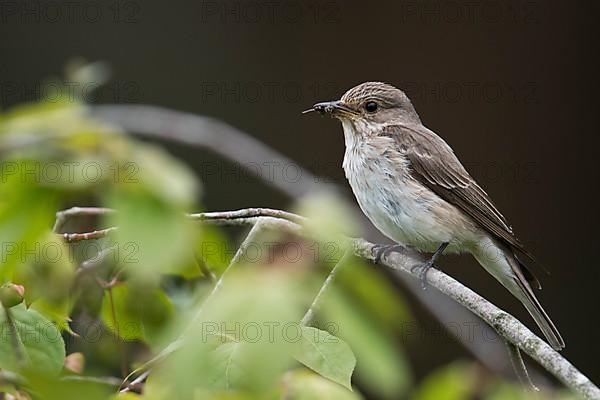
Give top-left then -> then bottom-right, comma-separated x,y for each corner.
303,82 -> 421,128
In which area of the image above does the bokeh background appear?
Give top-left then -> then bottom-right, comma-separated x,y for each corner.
2,0 -> 599,390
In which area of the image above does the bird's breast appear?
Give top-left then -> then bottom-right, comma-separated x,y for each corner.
342,139 -> 475,253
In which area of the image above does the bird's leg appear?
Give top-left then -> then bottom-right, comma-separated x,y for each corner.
411,242 -> 449,290
372,244 -> 406,264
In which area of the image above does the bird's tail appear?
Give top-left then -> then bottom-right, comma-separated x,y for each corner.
509,266 -> 565,351
473,239 -> 565,351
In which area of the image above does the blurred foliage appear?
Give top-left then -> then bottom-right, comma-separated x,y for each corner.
0,64 -> 579,400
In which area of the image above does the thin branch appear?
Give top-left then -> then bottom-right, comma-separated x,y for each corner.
506,340 -> 538,392
62,227 -> 118,243
54,207 -> 305,241
194,253 -> 217,283
0,370 -> 26,386
189,208 -> 307,225
189,220 -> 269,326
53,207 -> 115,233
354,236 -> 599,399
119,369 -> 151,393
301,248 -> 353,326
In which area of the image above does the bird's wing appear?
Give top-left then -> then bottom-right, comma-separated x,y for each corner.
382,124 -> 539,279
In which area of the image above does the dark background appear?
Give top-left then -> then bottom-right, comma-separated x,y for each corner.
2,0 -> 599,383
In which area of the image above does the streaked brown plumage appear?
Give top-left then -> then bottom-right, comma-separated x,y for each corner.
305,81 -> 564,351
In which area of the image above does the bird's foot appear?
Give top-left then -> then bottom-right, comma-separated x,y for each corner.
410,242 -> 449,290
410,258 -> 437,290
372,244 -> 405,264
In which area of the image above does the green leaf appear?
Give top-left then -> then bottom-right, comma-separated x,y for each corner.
206,340 -> 245,390
0,303 -> 65,375
29,298 -> 74,334
321,288 -> 412,398
13,231 -> 75,306
280,369 -> 363,400
106,186 -> 197,281
0,179 -> 57,281
413,362 -> 475,400
25,371 -> 112,400
293,326 -> 356,391
146,270 -> 307,397
100,283 -> 174,347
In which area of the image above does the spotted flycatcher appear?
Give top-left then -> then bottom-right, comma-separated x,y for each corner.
304,81 -> 564,351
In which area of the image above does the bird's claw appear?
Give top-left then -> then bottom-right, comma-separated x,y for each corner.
372,244 -> 404,264
411,259 -> 436,290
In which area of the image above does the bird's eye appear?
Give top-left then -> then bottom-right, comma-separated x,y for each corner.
364,101 -> 378,113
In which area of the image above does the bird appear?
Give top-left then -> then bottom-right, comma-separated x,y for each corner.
303,81 -> 564,351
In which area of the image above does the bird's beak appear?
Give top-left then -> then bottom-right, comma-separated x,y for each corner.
302,100 -> 355,117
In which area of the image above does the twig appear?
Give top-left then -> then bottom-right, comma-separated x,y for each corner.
506,340 -> 539,392
353,236 -> 599,399
55,207 -> 304,242
189,220 -> 268,325
301,248 -> 353,326
53,207 -> 115,233
189,208 -> 307,225
194,254 -> 217,283
62,227 -> 118,243
0,370 -> 26,386
119,369 -> 151,393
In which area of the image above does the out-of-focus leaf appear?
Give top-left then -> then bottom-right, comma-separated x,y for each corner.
0,303 -> 65,375
25,371 -> 112,400
321,287 -> 412,399
0,179 -> 56,281
110,392 -> 142,400
30,297 -> 74,334
337,258 -> 412,330
100,283 -> 174,347
106,187 -> 196,281
412,362 -> 475,400
294,192 -> 357,267
293,326 -> 356,390
294,191 -> 359,239
280,369 -> 363,400
113,393 -> 142,400
148,270 -> 307,397
195,224 -> 232,276
484,381 -> 577,400
206,340 -> 246,390
13,231 -> 75,305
